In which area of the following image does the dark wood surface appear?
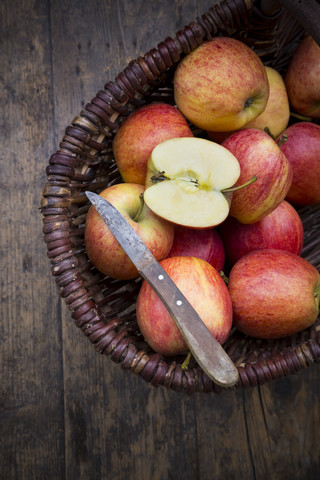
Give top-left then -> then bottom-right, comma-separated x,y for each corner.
1,1 -> 320,479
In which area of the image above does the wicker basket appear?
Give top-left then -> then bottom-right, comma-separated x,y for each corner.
41,0 -> 320,394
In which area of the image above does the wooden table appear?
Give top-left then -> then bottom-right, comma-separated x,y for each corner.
1,1 -> 320,478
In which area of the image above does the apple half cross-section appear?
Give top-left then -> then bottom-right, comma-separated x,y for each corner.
143,137 -> 241,228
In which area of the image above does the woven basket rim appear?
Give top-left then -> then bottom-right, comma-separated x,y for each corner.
41,0 -> 320,395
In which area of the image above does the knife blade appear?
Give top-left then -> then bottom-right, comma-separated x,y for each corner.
85,190 -> 239,388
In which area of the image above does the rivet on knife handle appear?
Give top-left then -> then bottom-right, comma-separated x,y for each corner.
85,191 -> 239,388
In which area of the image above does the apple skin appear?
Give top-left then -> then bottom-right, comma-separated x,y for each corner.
167,226 -> 225,272
207,66 -> 290,142
84,183 -> 174,280
219,201 -> 304,267
136,256 -> 233,357
173,36 -> 269,132
228,249 -> 320,339
112,102 -> 193,185
222,128 -> 293,224
277,122 -> 320,206
244,66 -> 290,138
285,35 -> 320,119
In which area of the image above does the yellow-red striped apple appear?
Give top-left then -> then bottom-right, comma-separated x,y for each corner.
222,128 -> 292,223
85,183 -> 174,280
174,37 -> 269,132
112,102 -> 193,185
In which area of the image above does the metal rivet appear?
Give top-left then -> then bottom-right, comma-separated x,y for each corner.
176,300 -> 182,306
158,274 -> 164,280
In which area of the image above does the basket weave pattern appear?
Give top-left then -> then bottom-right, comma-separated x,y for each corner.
42,0 -> 320,394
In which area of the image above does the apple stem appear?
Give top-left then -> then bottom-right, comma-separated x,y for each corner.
219,271 -> 229,285
264,126 -> 275,140
150,171 -> 170,183
132,193 -> 145,222
276,133 -> 288,147
221,175 -> 257,193
181,351 -> 192,371
290,112 -> 313,122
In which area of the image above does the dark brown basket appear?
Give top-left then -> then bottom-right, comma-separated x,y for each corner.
41,0 -> 320,394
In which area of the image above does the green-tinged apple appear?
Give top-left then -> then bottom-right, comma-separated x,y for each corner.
174,36 -> 269,132
243,66 -> 290,138
277,122 -> 320,206
228,249 -> 320,339
136,256 -> 233,356
285,35 -> 320,119
219,200 -> 304,267
85,183 -> 174,280
167,226 -> 225,272
143,137 -> 241,228
222,128 -> 293,223
208,66 -> 290,142
112,102 -> 193,185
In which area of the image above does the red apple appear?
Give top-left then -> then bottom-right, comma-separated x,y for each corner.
167,226 -> 225,272
277,122 -> 320,206
222,128 -> 293,224
228,249 -> 320,339
112,102 -> 193,185
84,183 -> 174,280
136,256 -> 233,357
219,201 -> 304,267
174,36 -> 269,132
285,35 -> 320,119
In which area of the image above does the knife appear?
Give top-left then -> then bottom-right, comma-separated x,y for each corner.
85,191 -> 239,388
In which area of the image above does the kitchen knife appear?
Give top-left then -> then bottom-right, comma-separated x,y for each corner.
85,191 -> 239,388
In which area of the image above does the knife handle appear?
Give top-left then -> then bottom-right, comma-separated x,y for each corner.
139,261 -> 239,388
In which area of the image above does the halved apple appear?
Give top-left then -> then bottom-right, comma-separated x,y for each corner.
143,137 -> 241,228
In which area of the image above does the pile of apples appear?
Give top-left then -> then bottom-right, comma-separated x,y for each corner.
85,35 -> 320,359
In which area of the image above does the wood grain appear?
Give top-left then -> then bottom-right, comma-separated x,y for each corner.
1,0 -> 320,479
0,0 -> 65,478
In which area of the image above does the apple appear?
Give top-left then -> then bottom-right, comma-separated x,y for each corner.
136,256 -> 233,356
277,122 -> 320,206
112,102 -> 193,185
219,200 -> 304,267
228,249 -> 320,339
222,128 -> 293,224
167,226 -> 225,272
243,66 -> 290,138
285,35 -> 320,119
207,66 -> 290,142
143,137 -> 241,228
173,36 -> 269,132
84,183 -> 174,280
